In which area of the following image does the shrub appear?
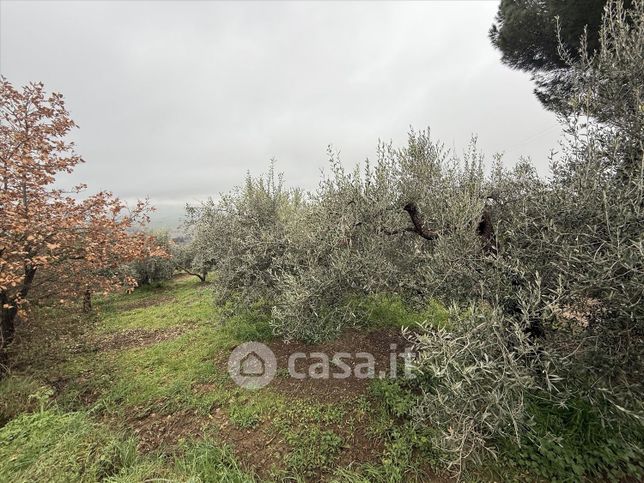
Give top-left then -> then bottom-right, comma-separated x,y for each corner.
188,2 -> 642,477
268,136 -> 491,342
188,163 -> 304,309
174,208 -> 219,282
502,396 -> 644,481
125,232 -> 174,286
407,2 -> 644,475
408,304 -> 567,474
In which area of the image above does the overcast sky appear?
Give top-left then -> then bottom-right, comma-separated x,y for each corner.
1,0 -> 562,226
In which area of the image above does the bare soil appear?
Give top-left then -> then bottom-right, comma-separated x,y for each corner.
211,407 -> 290,479
107,294 -> 177,313
207,328 -> 414,479
125,408 -> 212,453
267,328 -> 413,403
95,325 -> 192,352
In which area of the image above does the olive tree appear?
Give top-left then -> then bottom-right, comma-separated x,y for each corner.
187,163 -> 304,308
126,232 -> 174,286
190,3 -> 641,475
410,1 -> 643,472
270,137 -> 496,341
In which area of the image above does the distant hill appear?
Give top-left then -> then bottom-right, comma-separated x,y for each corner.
147,203 -> 187,233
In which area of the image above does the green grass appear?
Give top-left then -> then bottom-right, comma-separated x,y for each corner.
0,409 -> 137,482
12,275 -> 639,481
95,278 -> 216,333
0,409 -> 255,483
283,426 -> 344,476
0,375 -> 46,424
173,441 -> 255,483
350,293 -> 450,330
93,328 -> 226,414
0,276 -> 447,482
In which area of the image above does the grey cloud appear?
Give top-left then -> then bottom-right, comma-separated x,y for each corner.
0,0 -> 561,227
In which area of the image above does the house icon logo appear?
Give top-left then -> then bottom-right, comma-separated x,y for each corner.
227,342 -> 276,389
240,351 -> 265,376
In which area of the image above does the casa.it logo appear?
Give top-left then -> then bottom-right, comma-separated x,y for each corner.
227,341 -> 416,390
227,342 -> 277,389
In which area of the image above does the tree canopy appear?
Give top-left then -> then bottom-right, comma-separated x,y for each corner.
489,0 -> 634,112
185,2 -> 643,472
0,79 -> 162,369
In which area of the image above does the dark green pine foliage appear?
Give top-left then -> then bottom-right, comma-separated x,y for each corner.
489,0 -> 632,112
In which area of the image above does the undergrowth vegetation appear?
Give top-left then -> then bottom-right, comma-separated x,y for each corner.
1,2 -> 642,482
0,408 -> 255,483
179,2 -> 643,478
0,277 -> 445,481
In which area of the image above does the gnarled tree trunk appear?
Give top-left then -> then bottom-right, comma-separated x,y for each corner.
401,201 -> 498,254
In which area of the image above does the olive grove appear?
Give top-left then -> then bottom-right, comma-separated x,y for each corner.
186,1 -> 642,475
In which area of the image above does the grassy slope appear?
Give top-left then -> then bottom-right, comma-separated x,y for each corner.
0,277 -> 442,482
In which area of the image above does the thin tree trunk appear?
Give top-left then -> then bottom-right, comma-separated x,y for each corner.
0,300 -> 18,373
0,266 -> 37,375
179,267 -> 207,282
402,201 -> 498,255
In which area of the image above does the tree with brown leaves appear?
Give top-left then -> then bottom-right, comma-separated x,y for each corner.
0,78 -> 162,371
